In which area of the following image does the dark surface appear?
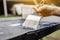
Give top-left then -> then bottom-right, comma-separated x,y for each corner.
0,16 -> 60,40
8,24 -> 60,40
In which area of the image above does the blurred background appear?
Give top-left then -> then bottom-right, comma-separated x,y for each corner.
0,0 -> 60,16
